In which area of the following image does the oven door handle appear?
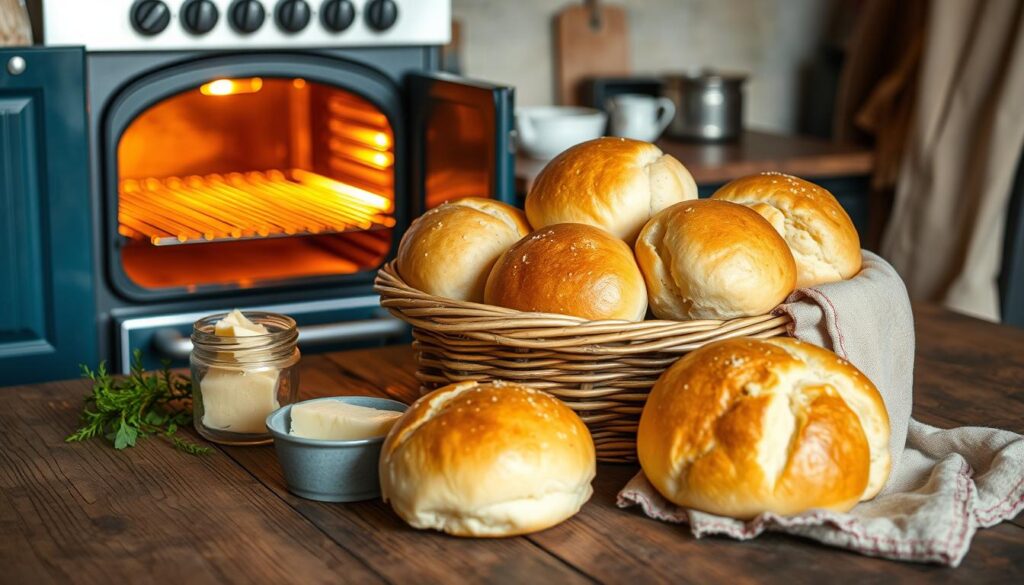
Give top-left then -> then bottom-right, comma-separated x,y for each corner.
152,316 -> 408,361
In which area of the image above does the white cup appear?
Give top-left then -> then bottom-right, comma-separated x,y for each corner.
606,94 -> 676,142
515,106 -> 608,160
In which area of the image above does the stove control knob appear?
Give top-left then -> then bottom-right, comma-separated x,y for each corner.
275,0 -> 311,33
181,0 -> 219,35
365,0 -> 398,32
130,0 -> 171,36
229,0 -> 266,34
321,0 -> 356,33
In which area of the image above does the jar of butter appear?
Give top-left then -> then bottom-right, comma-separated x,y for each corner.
191,310 -> 300,445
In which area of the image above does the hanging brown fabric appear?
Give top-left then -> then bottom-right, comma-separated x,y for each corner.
833,0 -> 928,249
880,0 -> 1024,320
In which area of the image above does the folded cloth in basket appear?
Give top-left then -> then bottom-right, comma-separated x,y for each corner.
617,251 -> 1024,566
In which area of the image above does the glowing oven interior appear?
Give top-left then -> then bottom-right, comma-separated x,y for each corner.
116,77 -> 395,291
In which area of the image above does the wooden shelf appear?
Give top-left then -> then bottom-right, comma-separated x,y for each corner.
517,130 -> 874,192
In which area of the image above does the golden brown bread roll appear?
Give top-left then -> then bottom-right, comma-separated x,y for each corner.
638,338 -> 891,519
635,200 -> 797,320
712,172 -> 862,288
379,381 -> 596,537
485,223 -> 648,321
396,198 -> 530,302
525,137 -> 698,242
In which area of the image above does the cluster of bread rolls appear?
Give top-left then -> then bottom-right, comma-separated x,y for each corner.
397,138 -> 863,322
382,141 -> 889,532
397,138 -> 693,320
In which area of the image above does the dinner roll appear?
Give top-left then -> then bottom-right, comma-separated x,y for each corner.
525,137 -> 698,242
397,198 -> 530,302
635,200 -> 796,320
712,172 -> 862,288
485,223 -> 648,321
638,338 -> 891,519
380,381 -> 596,537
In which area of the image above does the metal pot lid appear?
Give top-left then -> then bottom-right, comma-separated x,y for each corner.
663,69 -> 748,85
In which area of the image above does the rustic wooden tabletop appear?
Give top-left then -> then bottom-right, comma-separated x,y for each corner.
1,304 -> 1021,584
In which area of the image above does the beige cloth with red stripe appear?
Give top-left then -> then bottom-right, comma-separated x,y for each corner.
617,252 -> 1024,566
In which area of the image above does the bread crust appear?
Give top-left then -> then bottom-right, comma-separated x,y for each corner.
525,137 -> 697,243
712,172 -> 862,288
380,381 -> 596,537
484,223 -> 649,321
397,198 -> 530,302
637,338 -> 891,519
635,199 -> 796,320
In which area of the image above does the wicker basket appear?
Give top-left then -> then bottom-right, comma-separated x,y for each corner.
374,261 -> 791,462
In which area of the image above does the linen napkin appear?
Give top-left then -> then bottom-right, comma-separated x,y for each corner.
617,251 -> 1024,566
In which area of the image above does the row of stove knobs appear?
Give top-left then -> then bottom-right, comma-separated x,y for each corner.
131,0 -> 398,36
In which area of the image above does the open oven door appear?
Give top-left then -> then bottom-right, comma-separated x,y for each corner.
0,47 -> 96,385
407,72 -> 514,217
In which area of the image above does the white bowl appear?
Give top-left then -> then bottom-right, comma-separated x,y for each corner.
516,106 -> 607,160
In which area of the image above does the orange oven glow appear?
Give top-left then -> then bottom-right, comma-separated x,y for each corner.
327,139 -> 395,170
118,170 -> 395,246
326,120 -> 392,150
116,77 -> 395,290
199,77 -> 264,96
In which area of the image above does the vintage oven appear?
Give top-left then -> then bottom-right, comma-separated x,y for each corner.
0,0 -> 514,384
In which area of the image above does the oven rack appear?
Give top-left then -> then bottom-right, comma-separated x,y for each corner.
118,169 -> 396,246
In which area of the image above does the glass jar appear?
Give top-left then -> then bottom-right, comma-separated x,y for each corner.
191,312 -> 300,445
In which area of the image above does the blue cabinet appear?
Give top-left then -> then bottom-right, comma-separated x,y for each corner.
0,47 -> 96,385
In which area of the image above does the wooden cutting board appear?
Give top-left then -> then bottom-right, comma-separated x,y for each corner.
554,1 -> 630,105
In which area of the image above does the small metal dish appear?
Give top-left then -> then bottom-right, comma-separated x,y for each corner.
266,396 -> 408,503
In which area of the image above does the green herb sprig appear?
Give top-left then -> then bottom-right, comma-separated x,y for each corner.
66,350 -> 211,455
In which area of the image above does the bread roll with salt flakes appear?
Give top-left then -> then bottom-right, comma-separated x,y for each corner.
638,337 -> 891,519
397,198 -> 530,302
712,172 -> 862,288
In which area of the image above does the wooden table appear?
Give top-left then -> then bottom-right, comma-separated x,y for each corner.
2,305 -> 1021,583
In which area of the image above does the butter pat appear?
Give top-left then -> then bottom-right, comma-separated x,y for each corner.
290,400 -> 403,440
201,368 -> 280,434
215,309 -> 268,337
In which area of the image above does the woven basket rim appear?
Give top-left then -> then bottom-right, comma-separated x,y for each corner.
374,261 -> 791,344
375,260 -> 792,462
